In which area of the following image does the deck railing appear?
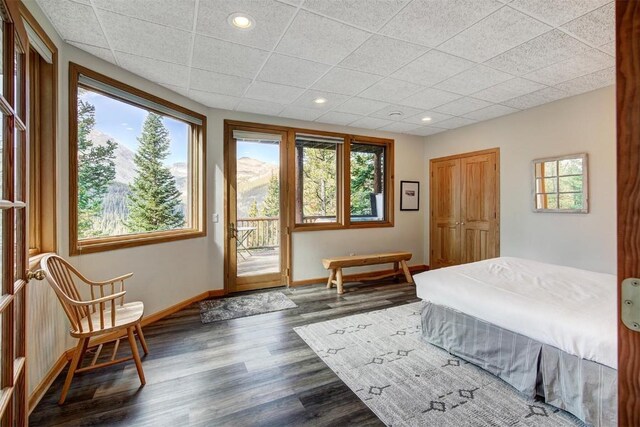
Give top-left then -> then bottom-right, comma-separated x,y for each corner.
237,217 -> 279,249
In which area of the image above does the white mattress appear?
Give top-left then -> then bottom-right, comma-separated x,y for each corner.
414,257 -> 617,369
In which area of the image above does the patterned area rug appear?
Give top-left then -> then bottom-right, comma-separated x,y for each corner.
294,302 -> 583,427
199,291 -> 297,323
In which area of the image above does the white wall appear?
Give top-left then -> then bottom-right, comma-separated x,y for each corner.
423,87 -> 616,274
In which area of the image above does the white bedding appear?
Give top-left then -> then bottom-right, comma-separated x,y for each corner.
414,257 -> 617,369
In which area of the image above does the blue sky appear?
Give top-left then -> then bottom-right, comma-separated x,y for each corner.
79,89 -> 188,165
237,140 -> 279,165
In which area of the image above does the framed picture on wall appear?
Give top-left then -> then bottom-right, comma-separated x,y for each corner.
400,181 -> 420,211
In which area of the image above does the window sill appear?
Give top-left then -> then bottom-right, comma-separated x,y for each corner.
348,220 -> 394,229
292,220 -> 394,232
71,228 -> 206,255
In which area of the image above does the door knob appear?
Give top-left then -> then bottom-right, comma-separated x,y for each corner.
27,269 -> 46,281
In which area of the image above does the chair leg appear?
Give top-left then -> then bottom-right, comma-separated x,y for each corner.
59,337 -> 88,404
326,269 -> 335,289
127,327 -> 146,385
135,323 -> 149,356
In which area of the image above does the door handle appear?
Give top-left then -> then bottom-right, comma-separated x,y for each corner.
229,223 -> 237,239
27,269 -> 46,281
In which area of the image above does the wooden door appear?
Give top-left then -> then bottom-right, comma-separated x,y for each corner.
430,158 -> 461,269
224,122 -> 291,293
0,2 -> 29,425
429,148 -> 499,269
460,152 -> 499,264
617,1 -> 640,424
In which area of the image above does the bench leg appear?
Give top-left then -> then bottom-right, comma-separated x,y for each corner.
400,260 -> 413,284
336,268 -> 344,294
326,269 -> 335,289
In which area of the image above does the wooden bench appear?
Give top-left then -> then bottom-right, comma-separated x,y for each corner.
322,252 -> 413,294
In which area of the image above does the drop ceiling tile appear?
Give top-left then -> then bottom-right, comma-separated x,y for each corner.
484,29 -> 592,75
332,97 -> 389,115
472,78 -> 547,103
196,0 -> 297,50
501,86 -> 568,109
359,78 -> 425,103
599,42 -> 615,56
339,35 -> 428,76
463,104 -> 519,121
369,105 -> 423,122
439,6 -> 551,63
191,35 -> 269,79
380,0 -> 503,47
162,84 -> 189,97
434,97 -> 493,116
292,90 -> 350,110
399,88 -> 461,110
276,10 -> 370,65
402,111 -> 455,125
562,3 -> 614,46
236,98 -> 286,116
245,81 -> 306,103
92,0 -> 196,30
257,54 -> 331,88
115,52 -> 189,87
406,126 -> 447,136
378,122 -> 421,133
525,49 -> 613,85
434,65 -> 512,95
509,0 -> 610,27
391,50 -> 474,87
189,68 -> 252,97
69,41 -> 115,63
316,111 -> 362,126
554,67 -> 615,96
188,90 -> 241,110
349,117 -> 394,130
97,10 -> 192,64
37,0 -> 108,48
436,117 -> 477,129
303,0 -> 411,31
279,106 -> 325,121
312,68 -> 381,96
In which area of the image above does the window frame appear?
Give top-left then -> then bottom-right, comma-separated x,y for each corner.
282,124 -> 395,232
532,152 -> 588,214
69,63 -> 207,255
21,3 -> 58,257
346,135 -> 394,229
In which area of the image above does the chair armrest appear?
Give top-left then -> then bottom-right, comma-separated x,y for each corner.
84,273 -> 133,286
66,291 -> 127,307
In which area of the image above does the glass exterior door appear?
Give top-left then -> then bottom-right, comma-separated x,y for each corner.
226,125 -> 289,293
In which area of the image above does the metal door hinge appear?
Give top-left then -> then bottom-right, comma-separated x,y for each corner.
622,278 -> 640,331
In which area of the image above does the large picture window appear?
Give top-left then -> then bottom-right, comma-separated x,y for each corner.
69,64 -> 206,254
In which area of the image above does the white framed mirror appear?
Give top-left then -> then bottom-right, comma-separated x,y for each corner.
532,153 -> 588,213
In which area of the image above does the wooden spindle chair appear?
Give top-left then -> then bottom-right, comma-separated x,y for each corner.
41,254 -> 149,404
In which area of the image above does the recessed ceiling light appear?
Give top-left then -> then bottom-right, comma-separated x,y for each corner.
388,111 -> 403,117
228,13 -> 255,30
421,116 -> 432,122
313,97 -> 327,104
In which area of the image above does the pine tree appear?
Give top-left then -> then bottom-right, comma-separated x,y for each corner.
77,97 -> 117,238
126,113 -> 184,232
248,199 -> 259,218
261,172 -> 280,217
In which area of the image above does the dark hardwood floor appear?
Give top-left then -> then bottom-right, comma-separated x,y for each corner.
30,280 -> 419,426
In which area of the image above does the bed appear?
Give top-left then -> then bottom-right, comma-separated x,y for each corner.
413,257 -> 617,427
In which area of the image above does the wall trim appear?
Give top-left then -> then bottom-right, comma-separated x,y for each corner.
27,289 -> 225,414
290,264 -> 429,287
